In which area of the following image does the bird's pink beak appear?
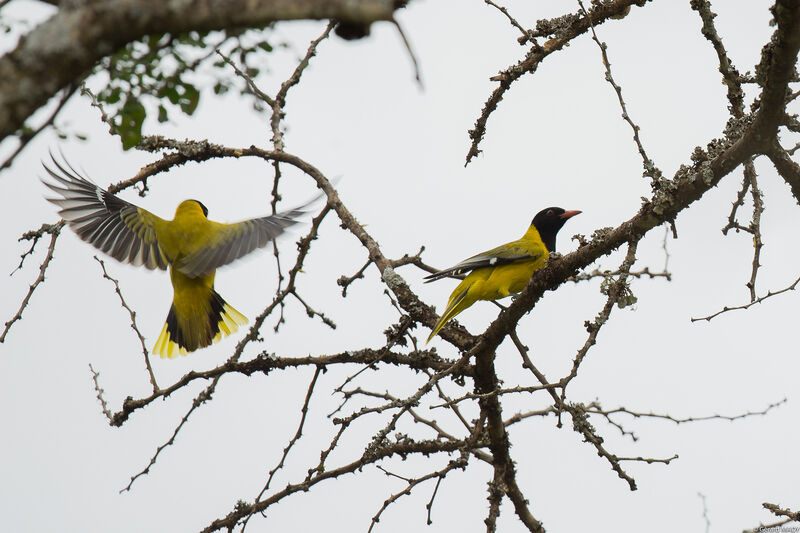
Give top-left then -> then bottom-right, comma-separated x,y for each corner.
560,210 -> 582,219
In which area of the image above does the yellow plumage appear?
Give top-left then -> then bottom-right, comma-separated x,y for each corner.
426,207 -> 580,343
42,157 -> 315,358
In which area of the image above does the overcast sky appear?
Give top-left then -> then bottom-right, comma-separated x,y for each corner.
2,1 -> 798,532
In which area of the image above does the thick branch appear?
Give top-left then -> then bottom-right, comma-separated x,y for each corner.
750,0 -> 800,147
473,343 -> 544,532
767,139 -> 800,203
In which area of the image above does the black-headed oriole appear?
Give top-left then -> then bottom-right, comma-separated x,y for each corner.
43,156 -> 316,358
425,207 -> 580,343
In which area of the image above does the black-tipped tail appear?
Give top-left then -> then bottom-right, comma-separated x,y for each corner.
152,291 -> 248,358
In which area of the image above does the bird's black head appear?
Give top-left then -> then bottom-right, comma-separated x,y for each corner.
189,200 -> 209,218
531,207 -> 581,253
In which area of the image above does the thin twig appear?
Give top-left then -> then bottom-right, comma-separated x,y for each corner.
368,461 -> 462,533
391,18 -> 423,86
589,398 -> 787,424
484,0 -> 535,43
120,386 -> 211,493
616,454 -> 678,464
94,256 -> 159,392
691,277 -> 800,322
745,161 -> 764,302
559,241 -> 638,406
763,502 -> 800,521
89,364 -> 114,421
0,84 -> 79,171
698,492 -> 711,533
242,366 -> 322,531
1,222 -> 63,343
569,266 -> 670,283
578,0 -> 662,184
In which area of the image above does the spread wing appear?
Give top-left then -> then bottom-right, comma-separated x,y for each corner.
41,156 -> 169,270
424,240 -> 542,283
175,196 -> 322,278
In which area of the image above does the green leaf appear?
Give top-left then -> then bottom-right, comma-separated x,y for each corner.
213,82 -> 229,95
118,97 -> 146,149
178,84 -> 200,115
104,86 -> 122,105
161,82 -> 180,104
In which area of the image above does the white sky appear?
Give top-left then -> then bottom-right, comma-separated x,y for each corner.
1,1 -> 799,532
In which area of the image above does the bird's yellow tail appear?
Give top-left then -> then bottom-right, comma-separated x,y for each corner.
153,290 -> 248,358
426,281 -> 477,343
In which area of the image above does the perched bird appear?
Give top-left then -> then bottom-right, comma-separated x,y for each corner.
424,207 -> 580,343
42,156 -> 318,358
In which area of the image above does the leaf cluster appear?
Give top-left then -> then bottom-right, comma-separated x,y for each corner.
93,28 -> 281,149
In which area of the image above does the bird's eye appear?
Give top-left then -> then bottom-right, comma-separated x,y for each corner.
547,209 -> 554,217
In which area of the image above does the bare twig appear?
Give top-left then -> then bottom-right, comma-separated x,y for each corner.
368,461 -> 462,533
588,398 -> 787,424
745,161 -> 764,301
338,246 -> 428,297
89,364 -> 114,422
391,18 -> 423,86
120,385 -> 211,493
559,241 -> 638,405
569,402 -> 638,491
569,266 -> 670,283
429,382 -> 560,410
691,277 -> 800,322
215,49 -> 276,106
578,0 -> 662,185
94,256 -> 159,392
722,175 -> 752,235
763,502 -> 800,521
425,474 -> 444,525
691,0 -> 745,115
485,468 -> 503,533
0,84 -> 79,171
698,492 -> 711,533
743,503 -> 800,533
81,85 -> 118,135
617,454 -> 678,464
484,0 -> 536,45
242,366 -> 322,531
1,222 -> 63,343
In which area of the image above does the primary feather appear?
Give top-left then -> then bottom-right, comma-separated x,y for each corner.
42,157 -> 169,270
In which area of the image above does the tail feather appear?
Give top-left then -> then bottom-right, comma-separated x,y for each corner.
426,283 -> 475,343
212,302 -> 248,343
153,290 -> 248,358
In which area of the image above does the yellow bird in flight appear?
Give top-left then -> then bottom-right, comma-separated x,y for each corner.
42,157 -> 318,358
425,207 -> 580,343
